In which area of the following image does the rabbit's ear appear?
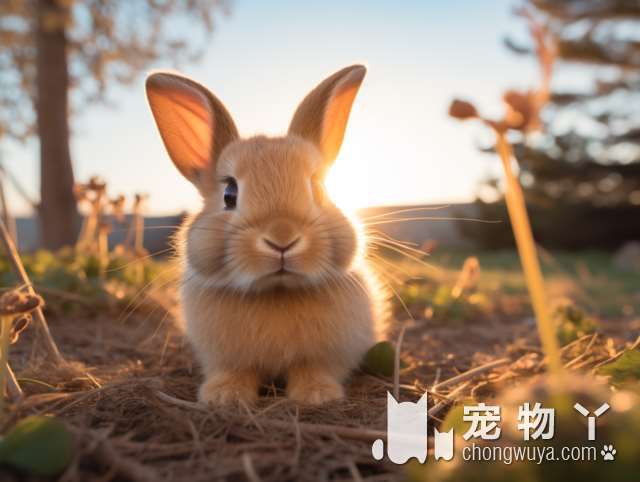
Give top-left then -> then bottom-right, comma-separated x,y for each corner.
288,65 -> 366,166
146,72 -> 238,193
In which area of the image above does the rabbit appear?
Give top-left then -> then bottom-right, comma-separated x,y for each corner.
145,65 -> 388,406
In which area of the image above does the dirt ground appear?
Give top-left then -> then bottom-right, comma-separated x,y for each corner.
6,276 -> 638,482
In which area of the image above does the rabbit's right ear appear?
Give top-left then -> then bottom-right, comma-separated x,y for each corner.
288,65 -> 366,168
146,72 -> 238,194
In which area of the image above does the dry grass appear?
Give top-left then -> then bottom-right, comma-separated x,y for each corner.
4,256 -> 638,481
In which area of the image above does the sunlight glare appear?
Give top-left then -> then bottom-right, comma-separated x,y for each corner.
325,155 -> 369,215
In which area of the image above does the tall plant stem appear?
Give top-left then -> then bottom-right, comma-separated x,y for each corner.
495,131 -> 562,374
0,316 -> 10,416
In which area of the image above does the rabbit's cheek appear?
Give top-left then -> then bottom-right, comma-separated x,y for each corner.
186,226 -> 228,278
286,241 -> 327,277
329,223 -> 358,270
332,236 -> 357,270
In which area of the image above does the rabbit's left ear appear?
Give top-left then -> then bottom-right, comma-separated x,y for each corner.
288,65 -> 366,166
146,72 -> 238,194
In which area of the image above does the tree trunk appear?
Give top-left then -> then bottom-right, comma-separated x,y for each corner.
35,0 -> 78,249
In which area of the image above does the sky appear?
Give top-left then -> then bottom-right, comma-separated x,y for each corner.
2,0 -> 540,216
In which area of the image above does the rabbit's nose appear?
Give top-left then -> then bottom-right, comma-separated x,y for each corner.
260,218 -> 302,255
263,237 -> 300,254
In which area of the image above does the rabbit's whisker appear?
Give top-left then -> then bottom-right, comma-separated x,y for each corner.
358,205 -> 451,221
366,234 -> 431,259
118,267 -> 181,324
366,252 -> 414,279
105,247 -> 174,273
366,239 -> 442,276
362,216 -> 500,227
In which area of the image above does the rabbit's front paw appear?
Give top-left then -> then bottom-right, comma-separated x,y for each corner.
198,371 -> 258,406
287,366 -> 344,405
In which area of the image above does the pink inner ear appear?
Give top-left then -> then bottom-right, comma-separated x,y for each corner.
320,83 -> 360,163
288,65 -> 366,165
165,92 -> 213,170
147,76 -> 214,180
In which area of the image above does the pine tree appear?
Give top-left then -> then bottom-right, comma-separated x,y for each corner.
463,0 -> 640,249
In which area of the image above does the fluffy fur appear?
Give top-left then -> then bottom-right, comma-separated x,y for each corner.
146,65 -> 388,405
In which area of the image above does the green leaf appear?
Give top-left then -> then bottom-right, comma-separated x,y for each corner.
440,403 -> 469,433
83,255 -> 102,279
553,304 -> 598,345
0,416 -> 74,476
598,349 -> 640,387
362,341 -> 406,378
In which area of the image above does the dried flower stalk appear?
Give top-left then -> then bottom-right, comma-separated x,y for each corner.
448,8 -> 562,373
0,289 -> 43,413
0,219 -> 64,365
494,132 -> 561,372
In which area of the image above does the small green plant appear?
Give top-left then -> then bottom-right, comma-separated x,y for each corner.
598,349 -> 640,388
1,177 -> 163,317
362,341 -> 406,377
552,304 -> 598,345
0,416 -> 73,476
1,247 -> 164,316
397,280 -> 490,323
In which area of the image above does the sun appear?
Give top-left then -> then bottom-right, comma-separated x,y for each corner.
324,155 -> 369,215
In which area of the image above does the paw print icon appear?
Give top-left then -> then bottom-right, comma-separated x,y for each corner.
601,444 -> 616,461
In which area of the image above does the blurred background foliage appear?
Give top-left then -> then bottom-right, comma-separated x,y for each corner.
0,0 -> 229,248
459,0 -> 640,249
390,248 -> 639,324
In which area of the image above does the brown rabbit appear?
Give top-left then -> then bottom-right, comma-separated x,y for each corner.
146,65 -> 387,405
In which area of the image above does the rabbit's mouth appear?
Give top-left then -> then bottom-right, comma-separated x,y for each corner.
253,266 -> 312,290
266,267 -> 300,281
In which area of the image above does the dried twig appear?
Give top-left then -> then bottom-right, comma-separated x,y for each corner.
451,256 -> 480,299
432,358 -> 510,391
564,333 -> 598,369
0,219 -> 64,364
591,335 -> 640,372
432,367 -> 441,387
393,324 -> 407,400
346,459 -> 364,482
559,333 -> 594,355
428,381 -> 470,418
5,363 -> 22,401
241,453 -> 262,482
1,290 -> 44,412
154,391 -> 389,442
0,169 -> 17,248
90,432 -> 158,482
0,314 -> 11,415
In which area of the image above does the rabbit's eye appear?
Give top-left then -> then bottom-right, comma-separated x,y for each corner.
223,178 -> 238,210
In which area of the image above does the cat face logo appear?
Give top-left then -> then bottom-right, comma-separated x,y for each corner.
433,428 -> 454,461
372,392 -> 428,464
372,391 -> 455,464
